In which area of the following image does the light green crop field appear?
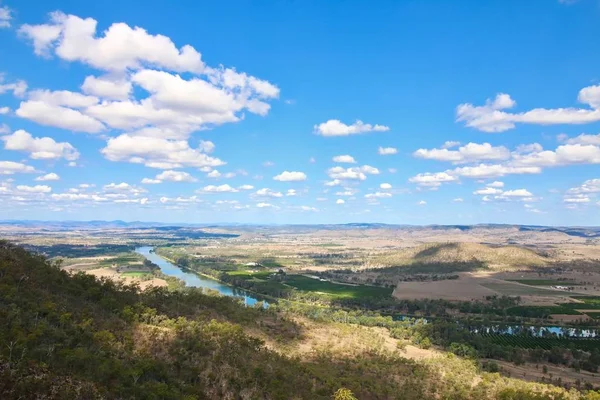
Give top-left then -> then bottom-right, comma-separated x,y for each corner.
285,275 -> 392,299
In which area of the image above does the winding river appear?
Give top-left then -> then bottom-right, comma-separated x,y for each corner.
135,246 -> 600,337
135,246 -> 267,307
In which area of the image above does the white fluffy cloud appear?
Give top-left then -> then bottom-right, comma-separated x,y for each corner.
16,100 -> 105,133
567,179 -> 600,194
561,133 -> 600,146
255,188 -> 283,198
256,202 -> 277,209
19,11 -> 205,72
17,184 -> 51,193
457,89 -> 600,132
408,172 -> 457,187
81,76 -> 132,100
143,170 -> 197,183
364,192 -> 392,199
418,200 -> 427,205
2,129 -> 79,160
487,181 -> 504,188
512,144 -> 600,167
103,182 -> 146,195
332,155 -> 356,163
378,146 -> 397,155
314,119 -> 390,136
336,199 -> 345,204
473,187 -> 503,195
327,165 -> 379,181
0,4 -> 11,28
449,164 -> 541,179
17,11 -> 279,138
35,173 -> 60,181
200,184 -> 238,193
238,184 -> 254,190
414,142 -> 510,164
273,171 -> 307,182
502,189 -> 533,197
379,183 -> 392,190
101,134 -> 224,169
0,76 -> 27,97
564,194 -> 590,203
0,161 -> 36,175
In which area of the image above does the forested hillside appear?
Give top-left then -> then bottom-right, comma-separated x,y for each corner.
1,241 -> 599,400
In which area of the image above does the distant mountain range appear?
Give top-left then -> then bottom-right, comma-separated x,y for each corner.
1,220 -> 599,238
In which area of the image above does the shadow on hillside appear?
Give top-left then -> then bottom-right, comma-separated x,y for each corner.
413,243 -> 462,260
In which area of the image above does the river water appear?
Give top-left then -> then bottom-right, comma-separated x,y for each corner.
135,246 -> 267,307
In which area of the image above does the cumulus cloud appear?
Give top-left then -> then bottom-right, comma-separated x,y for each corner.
255,188 -> 283,198
143,170 -> 197,183
314,119 -> 390,136
567,179 -> 600,194
453,198 -> 464,202
564,194 -> 590,203
364,192 -> 392,199
457,89 -> 600,132
0,3 -> 11,28
238,184 -> 254,190
0,161 -> 36,175
207,170 -> 221,178
16,100 -> 105,133
487,181 -> 504,188
418,200 -> 427,205
101,135 -> 224,169
17,11 -> 279,137
81,76 -> 132,100
17,184 -> 51,193
408,172 -> 457,187
327,165 -> 379,181
332,155 -> 356,163
273,171 -> 307,182
502,189 -> 533,197
2,129 -> 79,160
473,187 -> 503,195
35,172 -> 60,181
0,76 -> 27,97
336,199 -> 345,204
561,133 -> 600,146
199,184 -> 239,193
449,164 -> 541,179
414,142 -> 510,164
378,146 -> 397,155
379,183 -> 392,190
256,202 -> 278,209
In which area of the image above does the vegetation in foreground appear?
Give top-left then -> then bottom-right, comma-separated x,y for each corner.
3,241 -> 600,399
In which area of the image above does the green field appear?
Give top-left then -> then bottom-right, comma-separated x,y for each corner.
507,279 -> 574,286
285,275 -> 392,299
560,296 -> 600,310
225,270 -> 392,299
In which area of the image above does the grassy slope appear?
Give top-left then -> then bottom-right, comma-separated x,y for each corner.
1,241 -> 597,400
374,242 -> 549,271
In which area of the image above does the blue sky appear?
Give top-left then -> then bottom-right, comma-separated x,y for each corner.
0,0 -> 599,225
